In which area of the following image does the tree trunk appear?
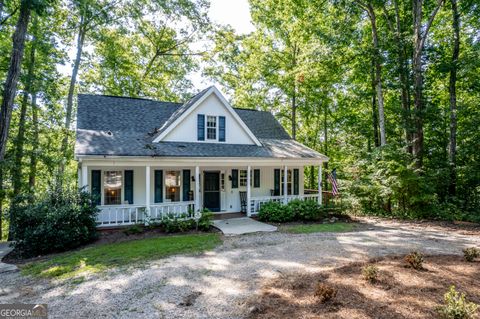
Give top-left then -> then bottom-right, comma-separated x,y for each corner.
394,0 -> 413,152
0,1 -> 31,162
12,19 -> 36,199
57,19 -> 86,185
292,82 -> 296,140
323,102 -> 329,190
28,91 -> 38,198
411,0 -> 444,168
367,4 -> 386,146
371,58 -> 380,148
448,0 -> 459,196
412,0 -> 423,168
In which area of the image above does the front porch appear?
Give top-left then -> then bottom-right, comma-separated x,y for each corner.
79,159 -> 325,228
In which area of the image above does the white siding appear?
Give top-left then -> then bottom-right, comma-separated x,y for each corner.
163,94 -> 256,145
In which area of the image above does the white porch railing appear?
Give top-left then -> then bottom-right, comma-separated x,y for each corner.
96,205 -> 146,227
96,201 -> 196,227
150,201 -> 195,222
249,194 -> 320,216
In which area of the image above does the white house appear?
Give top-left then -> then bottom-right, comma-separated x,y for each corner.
75,86 -> 328,227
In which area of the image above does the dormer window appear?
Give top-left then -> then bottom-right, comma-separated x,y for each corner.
206,116 -> 217,140
197,114 -> 226,142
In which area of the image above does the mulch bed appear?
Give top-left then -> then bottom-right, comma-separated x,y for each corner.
247,255 -> 480,319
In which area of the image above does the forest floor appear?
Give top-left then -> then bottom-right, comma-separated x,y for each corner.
1,218 -> 480,318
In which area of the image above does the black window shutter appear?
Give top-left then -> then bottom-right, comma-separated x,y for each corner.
91,170 -> 101,205
154,170 -> 163,203
254,169 -> 260,188
293,169 -> 299,195
197,114 -> 205,141
231,169 -> 238,188
274,169 -> 280,196
124,170 -> 134,204
182,169 -> 191,201
219,116 -> 226,142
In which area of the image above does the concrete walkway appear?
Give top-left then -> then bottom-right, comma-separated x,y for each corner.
213,217 -> 277,235
0,242 -> 18,273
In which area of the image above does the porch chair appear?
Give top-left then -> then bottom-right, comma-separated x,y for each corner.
239,191 -> 247,213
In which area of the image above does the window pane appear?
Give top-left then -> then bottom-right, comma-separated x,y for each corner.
104,171 -> 122,205
281,169 -> 293,195
206,116 -> 217,140
239,170 -> 247,187
165,171 -> 180,202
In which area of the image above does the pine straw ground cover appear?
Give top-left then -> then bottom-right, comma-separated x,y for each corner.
247,255 -> 480,319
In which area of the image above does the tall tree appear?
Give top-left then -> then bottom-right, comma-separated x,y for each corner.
447,0 -> 459,196
57,0 -> 120,185
411,0 -> 444,167
0,0 -> 31,162
356,1 -> 387,146
11,15 -> 38,199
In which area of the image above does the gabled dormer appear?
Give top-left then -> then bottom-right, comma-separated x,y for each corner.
153,86 -> 261,146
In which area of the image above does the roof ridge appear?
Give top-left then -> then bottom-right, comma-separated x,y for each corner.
78,93 -> 183,105
233,107 -> 269,112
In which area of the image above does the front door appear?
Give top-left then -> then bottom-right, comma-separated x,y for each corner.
203,172 -> 220,212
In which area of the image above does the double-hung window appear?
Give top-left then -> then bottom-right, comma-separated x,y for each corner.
165,170 -> 181,202
104,171 -> 122,205
206,116 -> 217,140
281,169 -> 293,195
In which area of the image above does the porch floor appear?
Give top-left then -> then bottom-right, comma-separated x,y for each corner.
212,217 -> 277,236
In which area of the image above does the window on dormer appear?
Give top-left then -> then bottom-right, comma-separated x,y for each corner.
207,116 -> 217,140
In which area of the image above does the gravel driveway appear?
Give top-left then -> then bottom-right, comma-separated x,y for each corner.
1,219 -> 479,319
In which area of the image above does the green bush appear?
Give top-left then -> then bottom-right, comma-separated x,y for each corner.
161,209 -> 212,233
362,265 -> 379,283
463,247 -> 480,262
258,199 -> 325,223
404,251 -> 424,270
438,286 -> 479,319
292,199 -> 325,221
10,189 -> 99,258
258,201 -> 294,223
197,209 -> 213,231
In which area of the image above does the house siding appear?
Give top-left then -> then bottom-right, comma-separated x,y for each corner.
85,165 -> 304,213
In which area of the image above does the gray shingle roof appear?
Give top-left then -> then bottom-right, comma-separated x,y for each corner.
75,92 -> 327,160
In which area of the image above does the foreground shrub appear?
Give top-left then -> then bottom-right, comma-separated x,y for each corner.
438,286 -> 479,319
11,189 -> 99,258
161,209 -> 212,233
258,199 -> 326,223
405,251 -> 424,270
289,199 -> 325,221
463,247 -> 480,262
362,265 -> 379,283
258,201 -> 294,223
197,209 -> 213,231
314,283 -> 337,303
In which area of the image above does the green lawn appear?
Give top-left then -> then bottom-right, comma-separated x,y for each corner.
21,233 -> 222,279
282,222 -> 355,234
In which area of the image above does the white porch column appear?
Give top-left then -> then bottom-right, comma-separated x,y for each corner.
145,166 -> 151,224
318,165 -> 323,205
195,166 -> 200,212
81,164 -> 88,189
247,165 -> 251,216
283,165 -> 288,204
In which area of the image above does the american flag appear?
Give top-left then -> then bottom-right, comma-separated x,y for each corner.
328,168 -> 339,196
